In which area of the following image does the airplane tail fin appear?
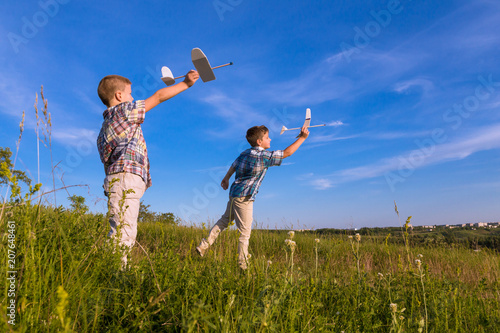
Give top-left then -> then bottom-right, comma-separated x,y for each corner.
161,66 -> 176,86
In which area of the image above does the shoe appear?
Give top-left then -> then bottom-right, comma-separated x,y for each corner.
239,253 -> 251,270
196,246 -> 206,257
196,239 -> 208,257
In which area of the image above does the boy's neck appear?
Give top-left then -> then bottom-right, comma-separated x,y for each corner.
108,100 -> 123,108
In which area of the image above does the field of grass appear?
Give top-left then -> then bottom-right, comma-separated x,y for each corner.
1,202 -> 500,332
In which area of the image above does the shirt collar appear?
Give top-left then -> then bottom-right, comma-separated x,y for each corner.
251,146 -> 265,151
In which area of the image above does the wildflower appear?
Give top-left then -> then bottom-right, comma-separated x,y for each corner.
415,259 -> 422,268
285,239 -> 291,245
348,235 -> 353,239
267,260 -> 272,266
288,230 -> 295,239
390,303 -> 397,313
417,253 -> 423,258
399,315 -> 405,320
355,233 -> 361,242
315,238 -> 320,243
378,272 -> 384,278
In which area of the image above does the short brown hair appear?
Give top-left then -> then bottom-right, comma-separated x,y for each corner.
97,75 -> 131,107
246,125 -> 268,146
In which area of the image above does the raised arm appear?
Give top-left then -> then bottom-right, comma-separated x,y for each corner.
144,70 -> 199,112
283,126 -> 309,158
221,166 -> 235,190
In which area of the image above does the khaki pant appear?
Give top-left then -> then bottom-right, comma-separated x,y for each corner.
104,172 -> 146,266
199,196 -> 254,269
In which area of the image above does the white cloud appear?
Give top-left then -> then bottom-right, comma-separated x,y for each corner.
393,78 -> 434,94
0,72 -> 37,120
264,56 -> 353,106
52,128 -> 97,148
296,172 -> 314,181
310,178 -> 334,190
369,130 -> 432,140
200,91 -> 268,138
308,134 -> 358,144
327,120 -> 345,127
75,90 -> 103,115
306,123 -> 500,186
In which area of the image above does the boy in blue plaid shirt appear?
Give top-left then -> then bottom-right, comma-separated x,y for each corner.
196,125 -> 309,269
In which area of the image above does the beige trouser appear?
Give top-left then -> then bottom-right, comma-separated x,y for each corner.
104,172 -> 146,266
200,196 -> 254,269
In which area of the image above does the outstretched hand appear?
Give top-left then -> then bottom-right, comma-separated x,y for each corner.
299,126 -> 310,139
184,70 -> 200,87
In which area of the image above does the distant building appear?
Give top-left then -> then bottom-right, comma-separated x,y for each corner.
476,222 -> 488,228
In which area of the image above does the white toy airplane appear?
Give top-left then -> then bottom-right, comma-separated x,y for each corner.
280,108 -> 326,137
161,48 -> 233,86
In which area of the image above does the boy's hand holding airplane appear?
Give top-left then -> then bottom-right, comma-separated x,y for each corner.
299,126 -> 309,139
183,70 -> 199,87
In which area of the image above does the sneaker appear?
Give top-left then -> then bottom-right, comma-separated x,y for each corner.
196,239 -> 209,257
196,246 -> 206,257
239,253 -> 251,270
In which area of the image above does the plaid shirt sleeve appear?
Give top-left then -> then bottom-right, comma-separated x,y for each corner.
262,149 -> 284,167
125,100 -> 145,124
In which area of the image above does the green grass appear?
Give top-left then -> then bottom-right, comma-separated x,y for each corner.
2,204 -> 500,332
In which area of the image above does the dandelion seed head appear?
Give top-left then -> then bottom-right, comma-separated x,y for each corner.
417,254 -> 423,258
348,235 -> 353,239
399,315 -> 405,320
390,303 -> 397,313
355,233 -> 361,242
288,230 -> 295,239
415,259 -> 422,268
315,238 -> 320,243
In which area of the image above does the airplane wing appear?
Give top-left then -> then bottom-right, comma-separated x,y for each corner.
296,108 -> 311,138
192,48 -> 216,82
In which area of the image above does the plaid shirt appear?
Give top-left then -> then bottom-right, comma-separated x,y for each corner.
97,100 -> 151,187
229,147 -> 284,200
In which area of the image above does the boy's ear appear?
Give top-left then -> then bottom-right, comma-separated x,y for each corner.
114,90 -> 123,102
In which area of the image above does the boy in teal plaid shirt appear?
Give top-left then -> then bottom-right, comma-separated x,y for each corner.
196,124 -> 309,269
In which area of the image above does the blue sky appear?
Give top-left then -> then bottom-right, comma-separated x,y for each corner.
1,0 -> 499,229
